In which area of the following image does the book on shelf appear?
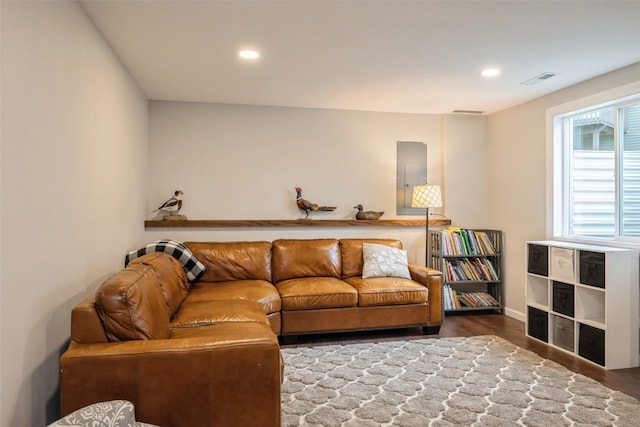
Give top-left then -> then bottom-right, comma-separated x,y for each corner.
457,291 -> 500,308
456,292 -> 473,307
443,287 -> 500,310
443,258 -> 499,282
474,231 -> 497,255
443,284 -> 461,310
451,290 -> 461,309
460,229 -> 471,254
438,228 -> 497,256
440,231 -> 453,255
443,284 -> 451,310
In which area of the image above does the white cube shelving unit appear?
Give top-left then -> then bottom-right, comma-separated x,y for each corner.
525,240 -> 639,369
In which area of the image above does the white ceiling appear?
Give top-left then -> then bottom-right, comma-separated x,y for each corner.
80,0 -> 640,115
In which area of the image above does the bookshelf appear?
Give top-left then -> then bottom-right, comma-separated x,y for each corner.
525,240 -> 638,369
428,228 -> 503,314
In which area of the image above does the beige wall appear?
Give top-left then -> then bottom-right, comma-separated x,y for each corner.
146,102 -> 473,263
442,113 -> 489,228
487,62 -> 640,320
144,101 -> 489,278
0,2 -> 148,425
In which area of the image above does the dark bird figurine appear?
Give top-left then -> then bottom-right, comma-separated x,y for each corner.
152,189 -> 184,214
295,187 -> 336,218
354,204 -> 384,220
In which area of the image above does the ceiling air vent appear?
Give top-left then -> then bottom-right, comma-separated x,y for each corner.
451,110 -> 484,114
521,72 -> 557,86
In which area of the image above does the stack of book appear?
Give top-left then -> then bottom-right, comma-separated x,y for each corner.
443,258 -> 499,282
439,227 -> 496,256
443,285 -> 500,310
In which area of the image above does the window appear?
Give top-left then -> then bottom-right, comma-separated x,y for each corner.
550,89 -> 640,242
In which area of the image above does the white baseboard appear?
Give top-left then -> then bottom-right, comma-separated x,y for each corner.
504,307 -> 525,322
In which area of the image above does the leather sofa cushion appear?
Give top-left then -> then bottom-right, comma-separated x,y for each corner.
184,280 -> 281,314
344,276 -> 429,306
340,239 -> 403,278
168,321 -> 279,345
276,277 -> 357,310
184,241 -> 272,282
272,239 -> 341,283
128,252 -> 189,317
95,264 -> 170,341
170,299 -> 269,328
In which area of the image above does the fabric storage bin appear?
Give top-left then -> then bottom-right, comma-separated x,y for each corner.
579,251 -> 605,288
552,315 -> 574,352
527,244 -> 548,277
552,281 -> 574,317
579,323 -> 605,366
527,306 -> 548,342
550,247 -> 575,281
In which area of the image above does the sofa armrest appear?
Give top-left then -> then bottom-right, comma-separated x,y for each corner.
60,323 -> 281,427
408,264 -> 443,327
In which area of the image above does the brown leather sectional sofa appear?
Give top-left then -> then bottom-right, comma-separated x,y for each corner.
59,238 -> 443,427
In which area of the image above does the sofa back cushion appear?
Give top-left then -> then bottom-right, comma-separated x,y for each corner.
95,264 -> 170,341
128,252 -> 189,317
184,241 -> 272,283
340,239 -> 404,278
272,239 -> 341,283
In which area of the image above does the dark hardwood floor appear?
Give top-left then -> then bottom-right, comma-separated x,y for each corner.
280,313 -> 640,401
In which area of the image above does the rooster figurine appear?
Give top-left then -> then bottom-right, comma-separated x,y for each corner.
354,204 -> 384,220
295,187 -> 336,218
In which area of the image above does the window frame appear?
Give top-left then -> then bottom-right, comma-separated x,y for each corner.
546,81 -> 640,248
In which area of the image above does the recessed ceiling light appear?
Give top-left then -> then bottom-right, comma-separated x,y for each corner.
239,50 -> 260,60
481,68 -> 501,77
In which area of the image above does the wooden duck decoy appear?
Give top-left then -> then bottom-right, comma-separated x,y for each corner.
354,204 -> 384,220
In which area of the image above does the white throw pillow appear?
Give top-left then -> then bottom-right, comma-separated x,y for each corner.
362,243 -> 411,279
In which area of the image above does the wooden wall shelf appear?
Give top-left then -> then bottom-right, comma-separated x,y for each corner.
145,219 -> 451,228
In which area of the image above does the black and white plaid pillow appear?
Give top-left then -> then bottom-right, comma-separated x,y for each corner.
125,239 -> 206,282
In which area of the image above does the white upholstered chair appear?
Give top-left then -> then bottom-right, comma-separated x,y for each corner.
48,400 -> 159,427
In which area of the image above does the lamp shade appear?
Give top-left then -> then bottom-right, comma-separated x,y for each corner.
411,184 -> 442,208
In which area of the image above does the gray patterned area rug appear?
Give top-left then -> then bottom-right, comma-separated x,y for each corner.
280,335 -> 640,426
